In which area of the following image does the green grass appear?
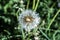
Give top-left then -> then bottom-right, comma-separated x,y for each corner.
0,0 -> 60,40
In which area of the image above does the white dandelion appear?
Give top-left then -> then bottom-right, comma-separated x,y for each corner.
18,10 -> 40,31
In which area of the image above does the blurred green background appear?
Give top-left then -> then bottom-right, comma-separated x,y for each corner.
0,0 -> 60,40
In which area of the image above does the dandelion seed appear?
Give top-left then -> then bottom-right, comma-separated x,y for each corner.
20,0 -> 24,4
34,36 -> 39,40
58,2 -> 60,7
57,0 -> 60,7
18,10 -> 40,31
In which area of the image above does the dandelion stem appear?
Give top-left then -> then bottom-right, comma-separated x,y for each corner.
32,0 -> 36,10
21,29 -> 25,40
27,0 -> 30,9
34,0 -> 39,11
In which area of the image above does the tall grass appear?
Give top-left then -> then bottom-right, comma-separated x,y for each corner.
0,0 -> 60,40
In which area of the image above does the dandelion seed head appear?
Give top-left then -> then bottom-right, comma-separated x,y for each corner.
18,10 -> 40,31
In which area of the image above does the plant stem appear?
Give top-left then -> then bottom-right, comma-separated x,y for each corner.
27,0 -> 30,9
53,30 -> 60,40
34,0 -> 39,11
32,0 -> 36,10
21,29 -> 25,40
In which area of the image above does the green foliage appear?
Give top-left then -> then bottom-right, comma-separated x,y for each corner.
0,0 -> 60,40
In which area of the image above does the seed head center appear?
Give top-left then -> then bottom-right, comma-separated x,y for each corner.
24,16 -> 33,22
26,17 -> 31,22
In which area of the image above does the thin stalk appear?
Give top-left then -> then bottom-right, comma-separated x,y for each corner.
26,0 -> 30,9
46,9 -> 60,31
32,0 -> 36,10
39,29 -> 50,40
21,28 -> 25,40
47,8 -> 50,26
53,30 -> 60,40
34,0 -> 39,11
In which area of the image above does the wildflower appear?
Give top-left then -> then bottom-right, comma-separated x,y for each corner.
18,10 -> 40,31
